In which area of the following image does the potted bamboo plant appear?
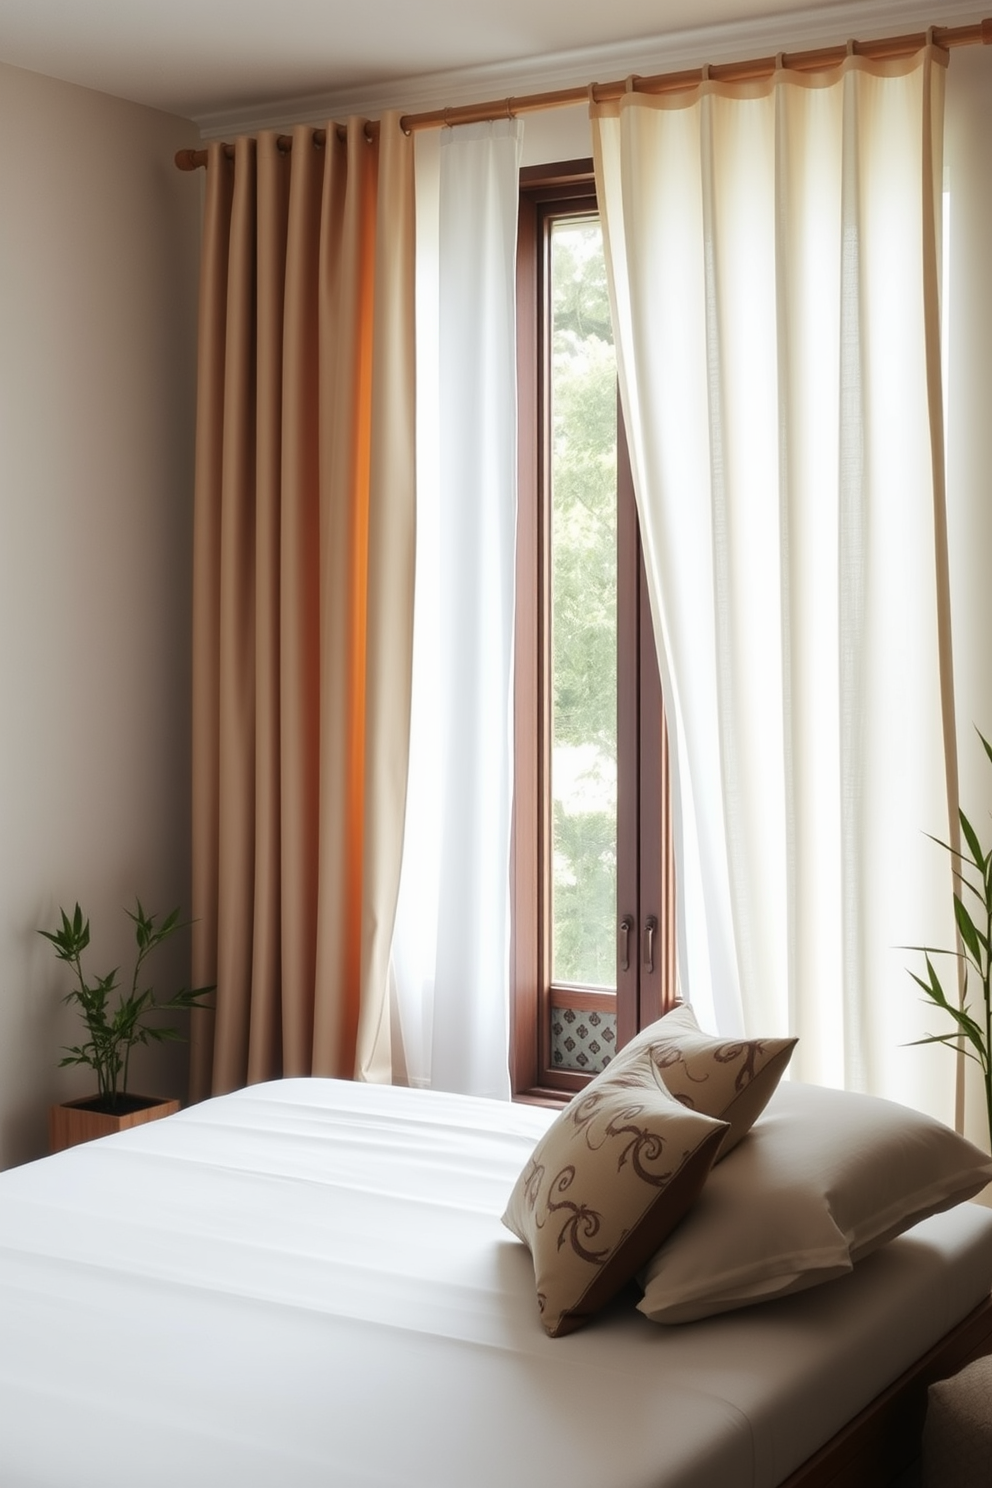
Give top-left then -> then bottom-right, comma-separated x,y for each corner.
41,900 -> 213,1152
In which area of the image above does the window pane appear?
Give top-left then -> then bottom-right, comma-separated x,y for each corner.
549,218 -> 618,990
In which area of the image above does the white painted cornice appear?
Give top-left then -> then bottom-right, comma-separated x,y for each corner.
194,0 -> 984,138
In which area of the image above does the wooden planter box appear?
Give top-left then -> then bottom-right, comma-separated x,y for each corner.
49,1094 -> 179,1154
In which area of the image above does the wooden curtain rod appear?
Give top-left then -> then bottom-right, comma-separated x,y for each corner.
174,16 -> 992,170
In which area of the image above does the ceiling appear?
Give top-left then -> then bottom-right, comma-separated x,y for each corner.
0,0 -> 979,132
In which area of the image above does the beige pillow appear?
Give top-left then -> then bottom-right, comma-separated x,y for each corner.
638,1080 -> 992,1325
612,1003 -> 797,1156
503,1051 -> 727,1337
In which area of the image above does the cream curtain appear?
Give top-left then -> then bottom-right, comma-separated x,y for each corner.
592,48 -> 960,1119
390,120 -> 523,1098
189,119 -> 415,1100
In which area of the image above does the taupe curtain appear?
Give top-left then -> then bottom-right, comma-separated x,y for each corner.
189,118 -> 415,1100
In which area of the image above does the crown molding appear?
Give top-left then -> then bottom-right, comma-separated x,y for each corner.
194,0 -> 981,138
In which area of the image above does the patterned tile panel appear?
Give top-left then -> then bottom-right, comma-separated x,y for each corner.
551,1006 -> 617,1072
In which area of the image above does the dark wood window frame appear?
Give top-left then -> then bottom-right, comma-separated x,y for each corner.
511,159 -> 676,1104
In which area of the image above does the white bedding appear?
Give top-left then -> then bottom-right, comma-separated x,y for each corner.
0,1077 -> 990,1488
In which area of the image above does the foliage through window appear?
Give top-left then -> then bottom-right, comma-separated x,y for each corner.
511,161 -> 675,1102
549,215 -> 618,990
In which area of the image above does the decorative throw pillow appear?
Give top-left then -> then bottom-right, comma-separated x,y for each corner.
502,1051 -> 728,1337
637,1080 -> 992,1325
610,1002 -> 797,1156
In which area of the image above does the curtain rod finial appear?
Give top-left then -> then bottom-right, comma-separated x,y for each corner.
175,148 -> 204,171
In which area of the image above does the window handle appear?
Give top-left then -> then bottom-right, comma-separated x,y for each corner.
618,914 -> 634,974
643,915 -> 658,974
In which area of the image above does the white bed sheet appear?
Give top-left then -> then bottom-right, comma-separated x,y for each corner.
0,1077 -> 989,1488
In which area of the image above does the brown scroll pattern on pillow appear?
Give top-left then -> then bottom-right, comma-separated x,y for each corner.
610,1004 -> 797,1157
540,1165 -> 610,1263
569,1090 -> 674,1181
502,1055 -> 728,1337
650,1036 -> 772,1101
526,1098 -> 680,1266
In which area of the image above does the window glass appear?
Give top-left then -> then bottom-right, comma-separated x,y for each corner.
549,216 -> 618,991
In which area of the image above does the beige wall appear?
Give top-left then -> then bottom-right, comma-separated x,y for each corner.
0,62 -> 201,1166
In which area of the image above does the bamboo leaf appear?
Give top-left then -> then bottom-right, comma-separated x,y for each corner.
160,907 -> 181,936
906,1034 -> 986,1069
954,894 -> 984,965
957,871 -> 988,905
923,831 -> 973,869
960,809 -> 986,871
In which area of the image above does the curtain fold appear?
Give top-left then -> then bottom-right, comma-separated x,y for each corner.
190,118 -> 415,1100
592,48 -> 960,1120
390,119 -> 523,1099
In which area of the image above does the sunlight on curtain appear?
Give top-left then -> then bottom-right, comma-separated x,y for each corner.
190,118 -> 415,1099
592,50 -> 959,1122
390,119 -> 524,1098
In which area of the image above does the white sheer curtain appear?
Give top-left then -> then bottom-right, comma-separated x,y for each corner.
592,48 -> 961,1121
390,119 -> 524,1098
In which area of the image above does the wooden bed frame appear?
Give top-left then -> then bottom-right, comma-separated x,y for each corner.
782,1294 -> 992,1486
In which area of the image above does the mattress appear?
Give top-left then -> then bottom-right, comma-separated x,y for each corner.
0,1077 -> 989,1488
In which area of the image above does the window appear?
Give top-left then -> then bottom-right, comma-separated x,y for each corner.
511,160 -> 676,1102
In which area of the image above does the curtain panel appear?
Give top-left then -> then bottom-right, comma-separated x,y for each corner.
592,48 -> 960,1120
190,118 -> 416,1100
390,120 -> 523,1098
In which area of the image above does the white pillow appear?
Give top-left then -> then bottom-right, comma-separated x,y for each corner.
638,1080 -> 992,1325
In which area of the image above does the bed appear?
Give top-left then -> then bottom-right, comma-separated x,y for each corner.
0,1075 -> 990,1488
